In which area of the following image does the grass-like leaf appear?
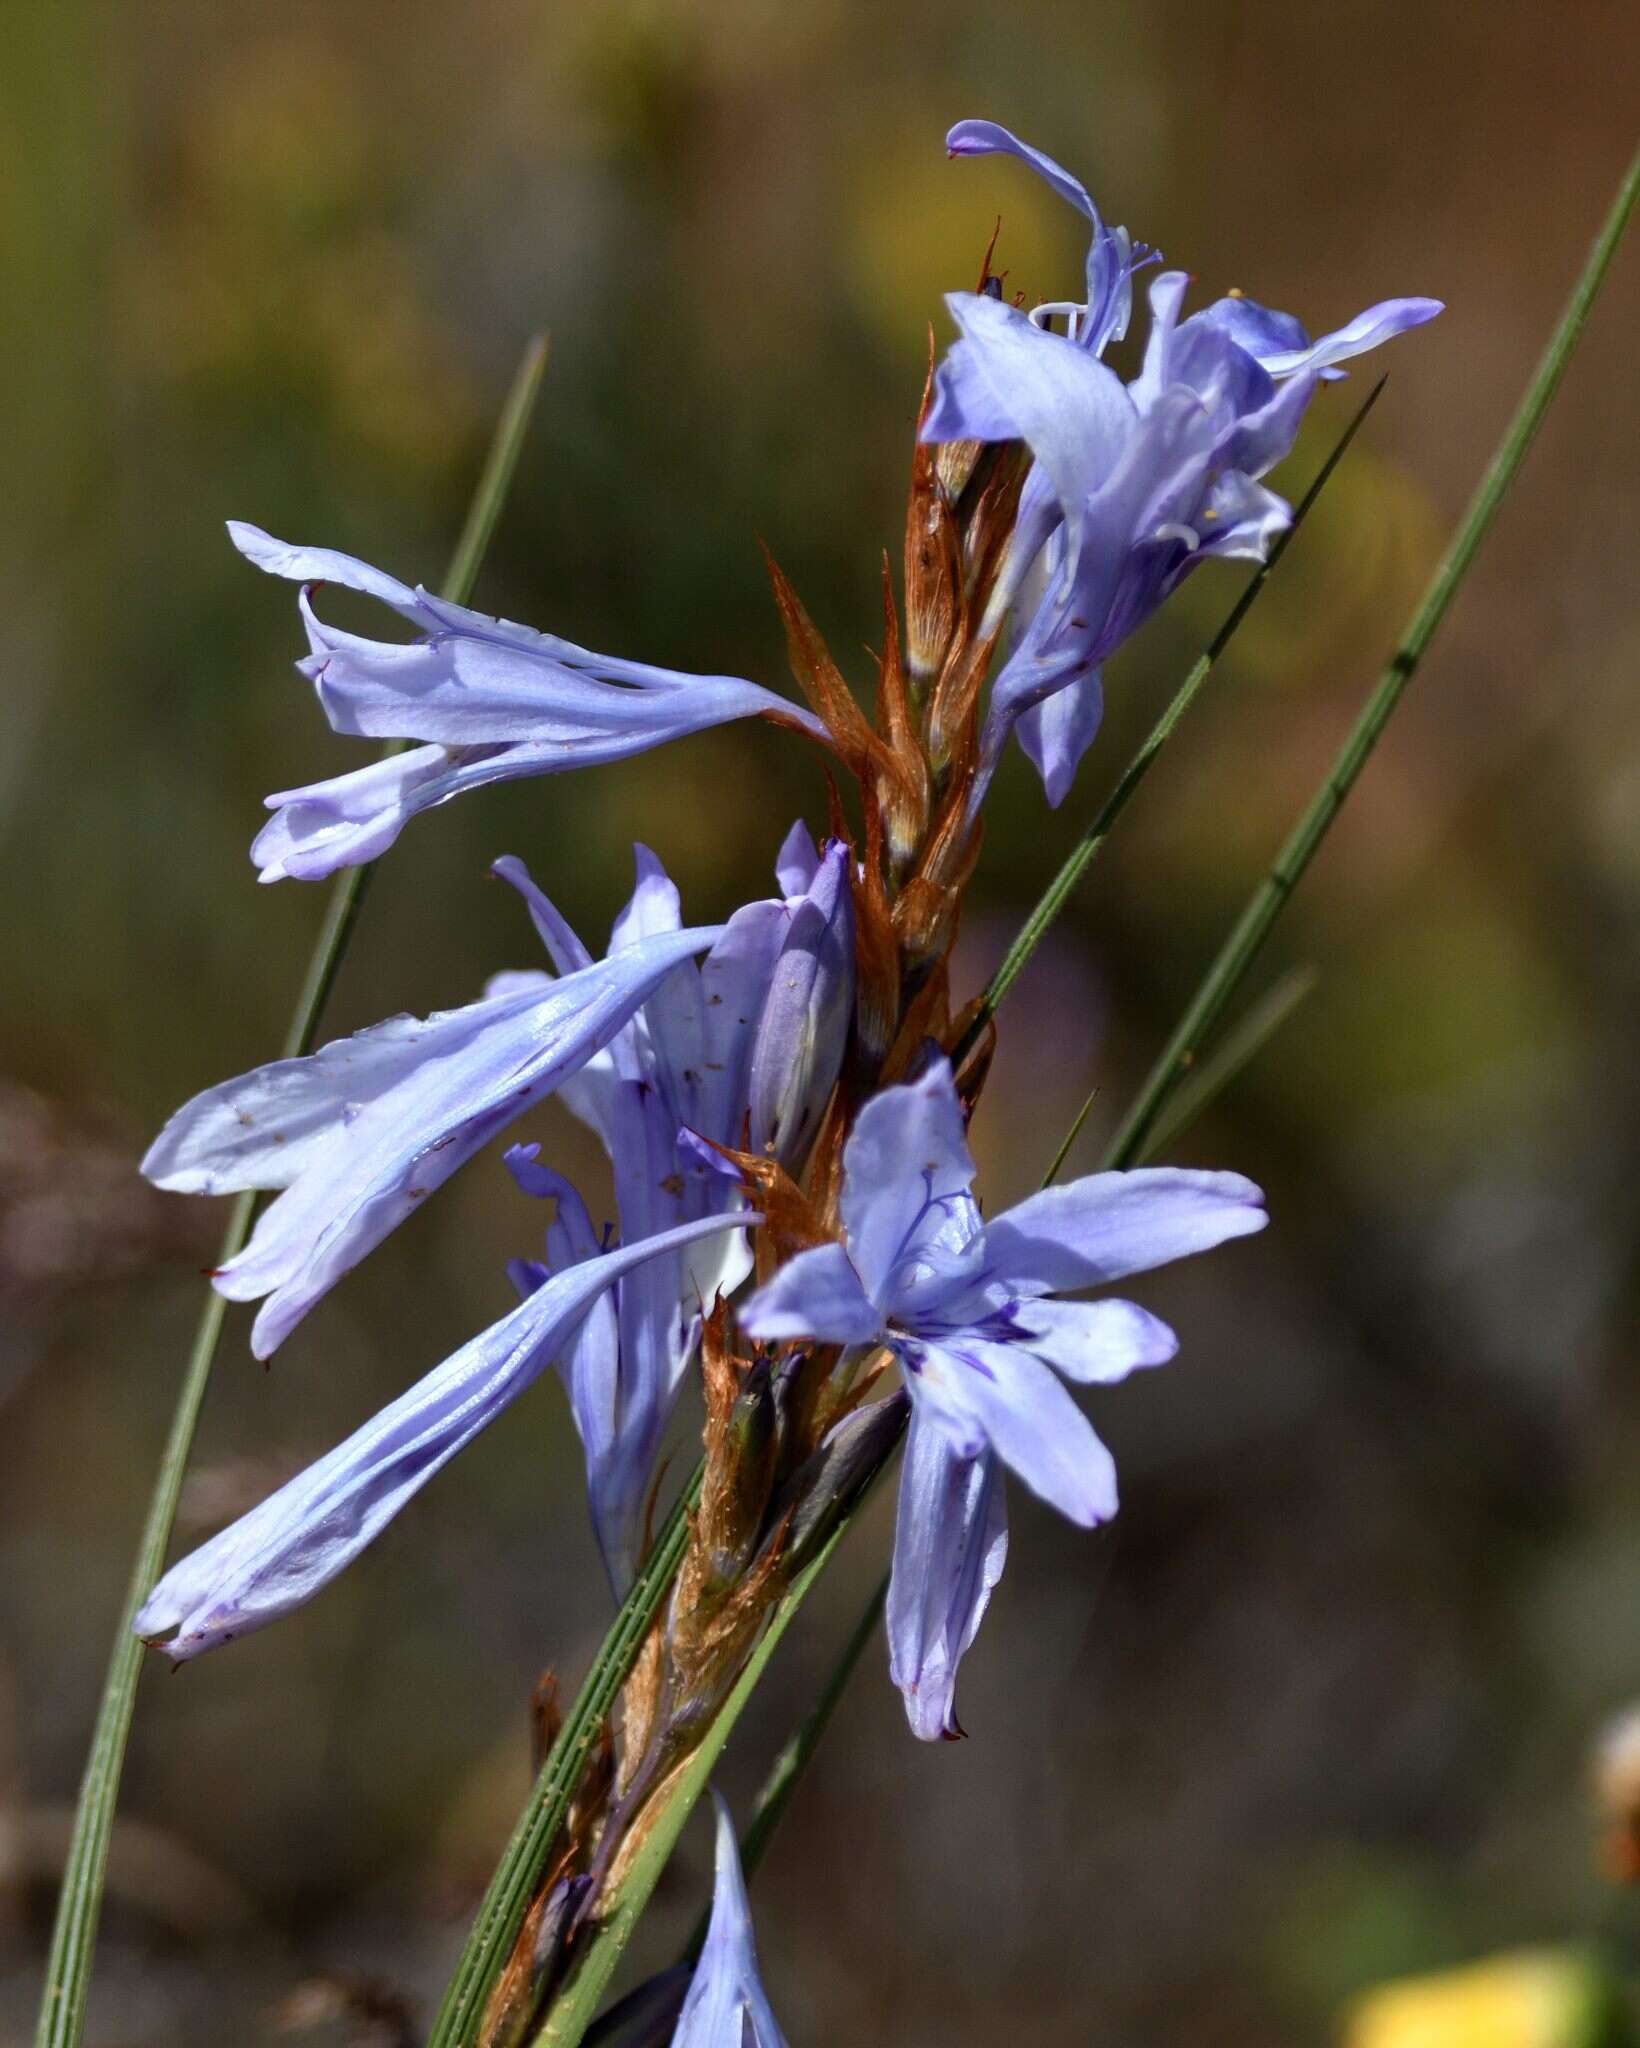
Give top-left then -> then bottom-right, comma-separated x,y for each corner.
32,335 -> 551,2048
1133,964 -> 1318,1166
951,375 -> 1385,1066
426,1464 -> 701,2048
528,1471 -> 895,2048
1106,148 -> 1638,1168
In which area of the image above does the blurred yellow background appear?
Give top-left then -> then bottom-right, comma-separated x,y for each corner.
2,3 -> 1637,2042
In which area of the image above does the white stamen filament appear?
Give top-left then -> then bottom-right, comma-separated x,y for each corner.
1028,300 -> 1087,342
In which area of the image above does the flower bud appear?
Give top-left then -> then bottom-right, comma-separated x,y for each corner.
747,841 -> 854,1171
777,1389 -> 910,1572
697,1356 -> 779,1592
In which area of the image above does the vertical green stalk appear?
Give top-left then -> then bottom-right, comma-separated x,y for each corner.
33,333 -> 550,2048
427,1467 -> 702,2048
953,376 -> 1385,1062
1106,149 -> 1638,1168
690,1567 -> 889,1958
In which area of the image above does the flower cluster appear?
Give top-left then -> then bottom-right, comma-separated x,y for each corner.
138,119 -> 1436,2039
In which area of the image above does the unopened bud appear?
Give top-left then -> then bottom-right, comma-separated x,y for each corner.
778,1389 -> 910,1571
748,841 -> 854,1171
698,1357 -> 779,1592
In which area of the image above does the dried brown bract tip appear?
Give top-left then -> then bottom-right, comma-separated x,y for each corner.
849,792 -> 902,1077
530,1670 -> 562,1774
1595,1705 -> 1640,1883
686,1133 -> 829,1281
946,998 -> 997,1110
905,340 -> 964,703
872,555 -> 931,872
933,435 -> 988,509
696,1310 -> 778,1592
617,1624 -> 666,1801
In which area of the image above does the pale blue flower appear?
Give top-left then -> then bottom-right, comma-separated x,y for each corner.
133,1206 -> 754,1660
142,858 -> 726,1357
670,1794 -> 787,2048
230,526 -> 829,881
740,1056 -> 1265,1737
504,829 -> 854,1590
925,121 -> 1442,807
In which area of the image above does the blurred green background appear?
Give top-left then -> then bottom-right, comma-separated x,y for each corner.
2,3 -> 1637,2043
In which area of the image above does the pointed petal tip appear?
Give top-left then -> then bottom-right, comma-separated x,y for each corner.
247,1304 -> 284,1363
133,1584 -> 195,1656
226,518 -> 278,559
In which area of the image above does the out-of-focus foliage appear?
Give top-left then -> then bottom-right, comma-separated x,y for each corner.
0,2 -> 1636,2043
1345,1949 -> 1631,2048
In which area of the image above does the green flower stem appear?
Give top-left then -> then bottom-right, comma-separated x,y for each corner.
685,1567 -> 890,1964
1106,150 -> 1638,1168
529,1491 -> 891,2048
1133,964 -> 1318,1166
33,333 -> 550,2048
428,1468 -> 702,2048
951,376 -> 1385,1069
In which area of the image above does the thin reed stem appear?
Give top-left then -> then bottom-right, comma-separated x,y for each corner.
33,334 -> 550,2048
1106,151 -> 1637,1168
952,376 -> 1384,1065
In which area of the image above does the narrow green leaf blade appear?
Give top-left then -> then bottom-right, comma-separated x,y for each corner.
1135,964 -> 1319,1165
1106,149 -> 1638,1170
426,1465 -> 701,2048
34,332 -> 550,2048
954,375 -> 1384,1062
